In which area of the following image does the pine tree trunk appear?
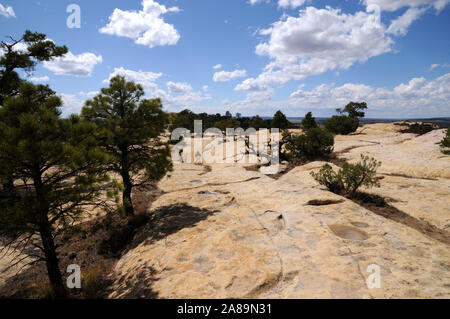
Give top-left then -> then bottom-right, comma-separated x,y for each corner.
39,224 -> 67,298
123,179 -> 134,216
2,176 -> 14,192
120,145 -> 134,216
34,171 -> 66,298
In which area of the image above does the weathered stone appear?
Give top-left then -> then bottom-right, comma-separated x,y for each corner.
108,124 -> 450,299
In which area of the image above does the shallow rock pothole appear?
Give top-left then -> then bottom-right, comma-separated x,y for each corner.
350,221 -> 369,228
329,224 -> 369,241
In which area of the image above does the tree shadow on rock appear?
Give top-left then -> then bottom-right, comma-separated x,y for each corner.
132,204 -> 218,248
109,265 -> 160,299
353,192 -> 450,246
110,204 -> 217,299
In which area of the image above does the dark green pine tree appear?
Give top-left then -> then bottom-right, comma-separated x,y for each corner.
0,30 -> 67,191
249,115 -> 268,130
0,30 -> 68,106
337,101 -> 368,118
82,75 -> 173,216
271,110 -> 290,129
301,112 -> 318,131
0,83 -> 110,298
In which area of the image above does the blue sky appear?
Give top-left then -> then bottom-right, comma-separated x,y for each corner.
1,0 -> 449,118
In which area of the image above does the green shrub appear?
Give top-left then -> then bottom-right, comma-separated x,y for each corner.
99,213 -> 149,256
80,262 -> 108,299
283,127 -> 334,162
25,281 -> 55,299
311,155 -> 381,198
400,122 -> 436,135
324,115 -> 359,135
441,128 -> 450,155
310,163 -> 344,194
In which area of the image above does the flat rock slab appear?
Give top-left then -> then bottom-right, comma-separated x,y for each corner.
109,124 -> 450,298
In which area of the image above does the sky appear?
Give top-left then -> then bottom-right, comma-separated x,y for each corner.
1,0 -> 449,118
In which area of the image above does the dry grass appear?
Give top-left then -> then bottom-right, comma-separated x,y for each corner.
0,184 -> 164,299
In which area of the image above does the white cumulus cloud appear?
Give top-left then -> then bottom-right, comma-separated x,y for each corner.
236,6 -> 393,91
363,0 -> 449,12
166,81 -> 192,94
226,71 -> 450,118
278,0 -> 307,9
60,93 -> 85,117
286,72 -> 450,117
99,0 -> 180,48
386,7 -> 427,36
103,67 -> 163,93
249,0 -> 307,8
213,69 -> 247,82
43,52 -> 102,77
0,3 -> 15,18
430,63 -> 450,70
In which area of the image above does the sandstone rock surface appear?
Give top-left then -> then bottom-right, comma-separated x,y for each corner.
109,123 -> 450,299
1,123 -> 449,298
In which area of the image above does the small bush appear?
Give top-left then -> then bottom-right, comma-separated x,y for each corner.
309,163 -> 344,194
324,116 -> 359,135
311,155 -> 381,198
400,122 -> 436,135
441,128 -> 450,155
99,213 -> 149,256
283,127 -> 334,162
25,281 -> 55,299
80,263 -> 108,299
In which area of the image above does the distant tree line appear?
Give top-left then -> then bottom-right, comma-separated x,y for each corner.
168,102 -> 368,136
168,109 -> 295,132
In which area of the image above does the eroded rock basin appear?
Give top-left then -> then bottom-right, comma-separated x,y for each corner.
329,224 -> 369,241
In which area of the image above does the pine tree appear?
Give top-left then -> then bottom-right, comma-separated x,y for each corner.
0,83 -> 110,298
82,76 -> 172,216
337,101 -> 367,118
302,112 -> 318,131
271,110 -> 290,129
0,30 -> 68,105
249,115 -> 268,130
0,30 -> 67,191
